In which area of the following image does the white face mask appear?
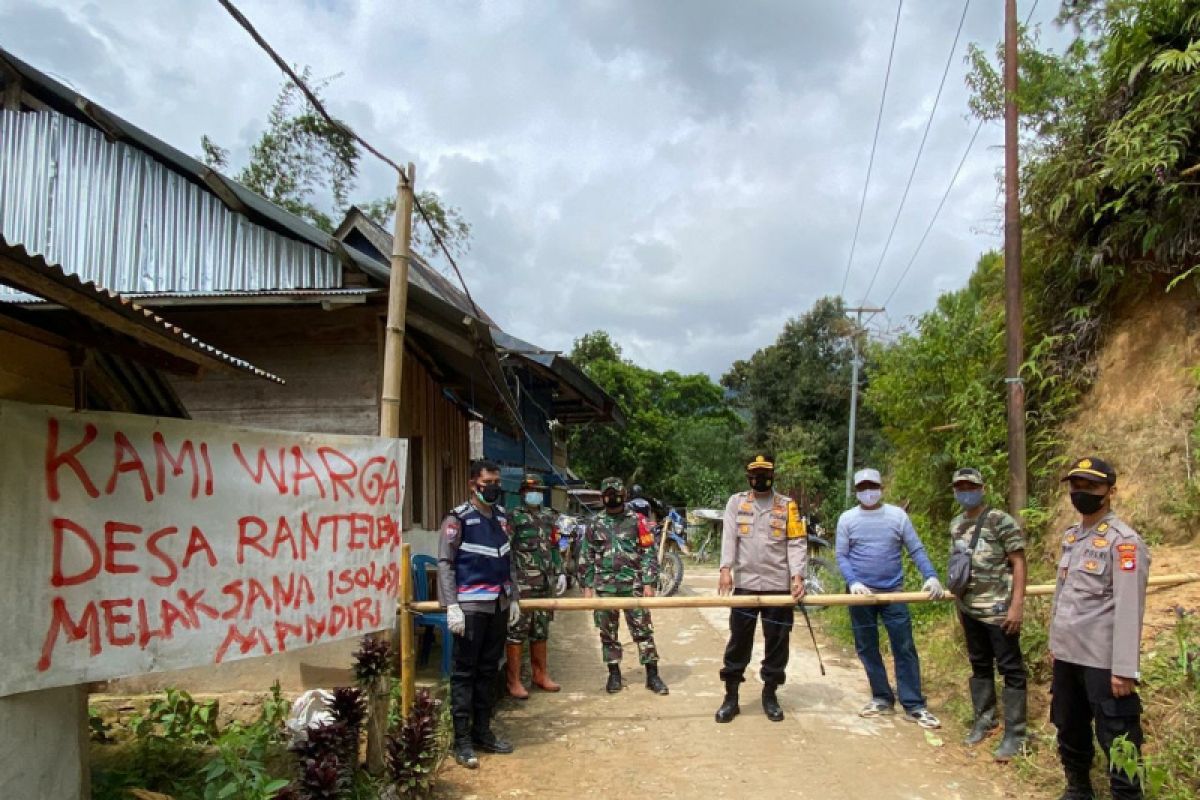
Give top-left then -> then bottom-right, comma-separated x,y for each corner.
856,489 -> 882,507
524,491 -> 543,507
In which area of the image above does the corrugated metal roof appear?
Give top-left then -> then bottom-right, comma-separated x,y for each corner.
0,236 -> 284,383
6,288 -> 379,304
0,105 -> 343,299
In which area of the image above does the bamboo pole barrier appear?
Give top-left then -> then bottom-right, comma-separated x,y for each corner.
406,573 -> 1200,614
398,543 -> 416,721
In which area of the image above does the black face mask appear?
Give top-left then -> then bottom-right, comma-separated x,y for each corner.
603,493 -> 623,510
749,474 -> 773,492
1070,490 -> 1106,515
476,483 -> 503,505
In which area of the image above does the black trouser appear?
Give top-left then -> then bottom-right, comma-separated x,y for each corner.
1051,659 -> 1144,800
719,589 -> 794,686
450,604 -> 508,742
959,611 -> 1027,690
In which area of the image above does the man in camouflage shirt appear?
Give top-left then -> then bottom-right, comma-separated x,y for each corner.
505,474 -> 566,699
948,467 -> 1028,762
579,477 -> 669,695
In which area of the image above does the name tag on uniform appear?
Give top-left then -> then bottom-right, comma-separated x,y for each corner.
465,518 -> 481,526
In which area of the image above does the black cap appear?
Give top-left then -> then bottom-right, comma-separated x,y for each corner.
1062,457 -> 1116,485
950,467 -> 984,487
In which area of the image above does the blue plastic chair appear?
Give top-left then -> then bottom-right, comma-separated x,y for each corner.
411,554 -> 453,676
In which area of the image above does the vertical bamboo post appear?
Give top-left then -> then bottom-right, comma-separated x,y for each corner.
399,542 -> 416,718
366,163 -> 415,775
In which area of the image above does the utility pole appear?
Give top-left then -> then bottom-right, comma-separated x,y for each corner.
844,306 -> 884,503
1004,0 -> 1028,516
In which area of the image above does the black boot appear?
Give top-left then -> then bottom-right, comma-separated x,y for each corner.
645,663 -> 669,695
1057,767 -> 1096,800
715,681 -> 740,723
606,662 -> 622,693
762,682 -> 784,722
964,677 -> 999,746
993,687 -> 1027,762
472,708 -> 514,754
453,739 -> 479,769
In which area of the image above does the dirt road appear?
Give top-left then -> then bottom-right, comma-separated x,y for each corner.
437,568 -> 1021,800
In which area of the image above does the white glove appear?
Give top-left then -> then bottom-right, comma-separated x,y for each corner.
447,604 -> 465,636
508,598 -> 522,627
849,582 -> 872,596
555,574 -> 568,596
923,577 -> 947,600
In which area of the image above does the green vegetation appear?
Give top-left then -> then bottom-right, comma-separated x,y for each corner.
567,331 -> 745,507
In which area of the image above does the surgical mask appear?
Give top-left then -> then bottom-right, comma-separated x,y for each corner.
856,489 -> 882,507
475,483 -> 502,505
749,474 -> 773,492
954,489 -> 984,510
1070,490 -> 1106,515
524,491 -> 543,507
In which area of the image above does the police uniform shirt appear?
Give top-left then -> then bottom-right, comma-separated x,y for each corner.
719,490 -> 807,592
437,502 -> 521,615
1049,513 -> 1150,679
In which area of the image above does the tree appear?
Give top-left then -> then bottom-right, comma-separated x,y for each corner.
566,330 -> 744,506
721,296 -> 882,515
201,70 -> 358,232
361,192 -> 472,261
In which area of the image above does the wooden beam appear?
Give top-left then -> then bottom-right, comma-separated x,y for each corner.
201,169 -> 250,215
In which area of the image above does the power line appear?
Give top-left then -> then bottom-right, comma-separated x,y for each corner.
878,0 -> 1041,310
859,0 -> 971,304
880,119 -> 982,309
839,0 -> 905,298
214,0 -> 566,481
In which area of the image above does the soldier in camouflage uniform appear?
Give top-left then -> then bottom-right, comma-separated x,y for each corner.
948,467 -> 1028,762
579,477 -> 669,695
505,475 -> 566,699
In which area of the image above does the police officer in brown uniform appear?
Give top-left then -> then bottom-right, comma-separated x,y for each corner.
1049,457 -> 1149,800
715,455 -> 807,723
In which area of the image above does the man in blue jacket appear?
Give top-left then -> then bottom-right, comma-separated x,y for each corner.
836,468 -> 946,729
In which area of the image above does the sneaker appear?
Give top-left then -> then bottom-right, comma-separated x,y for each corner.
903,708 -> 942,729
858,700 -> 895,717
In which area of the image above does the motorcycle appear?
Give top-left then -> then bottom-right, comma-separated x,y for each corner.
653,509 -> 688,596
802,519 -> 840,607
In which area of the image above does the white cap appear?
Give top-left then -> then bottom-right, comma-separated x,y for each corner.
853,468 -> 882,487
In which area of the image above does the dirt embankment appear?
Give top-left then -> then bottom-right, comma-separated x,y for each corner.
1050,280 -> 1200,547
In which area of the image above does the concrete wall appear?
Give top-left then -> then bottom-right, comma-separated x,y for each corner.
0,685 -> 88,799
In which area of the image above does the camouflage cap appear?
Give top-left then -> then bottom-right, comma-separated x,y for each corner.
599,476 -> 624,492
521,473 -> 545,490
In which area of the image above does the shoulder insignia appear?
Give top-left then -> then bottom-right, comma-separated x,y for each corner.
1065,533 -> 1077,544
441,517 -> 461,538
1119,550 -> 1137,571
452,501 -> 472,516
1097,522 -> 1109,532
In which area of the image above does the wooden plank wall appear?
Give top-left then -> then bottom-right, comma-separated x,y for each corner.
162,305 -> 470,531
0,329 -> 73,406
399,349 -> 470,530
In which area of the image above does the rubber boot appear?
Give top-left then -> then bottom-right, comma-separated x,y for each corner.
505,643 -> 529,700
606,663 -> 622,693
530,640 -> 561,692
645,663 -> 669,695
715,681 -> 740,723
1057,767 -> 1096,800
964,677 -> 999,746
762,682 -> 784,722
992,687 -> 1027,762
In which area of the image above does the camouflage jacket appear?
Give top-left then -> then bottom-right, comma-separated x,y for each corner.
580,508 -> 658,593
949,507 -> 1025,622
509,506 -> 562,593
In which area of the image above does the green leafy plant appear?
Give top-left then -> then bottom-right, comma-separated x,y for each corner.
1110,734 -> 1168,797
129,687 -> 220,744
89,706 -> 114,743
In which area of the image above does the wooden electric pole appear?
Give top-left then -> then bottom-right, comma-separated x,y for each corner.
1004,0 -> 1028,516
844,306 -> 884,502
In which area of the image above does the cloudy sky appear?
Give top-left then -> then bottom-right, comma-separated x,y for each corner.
0,0 -> 1065,378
